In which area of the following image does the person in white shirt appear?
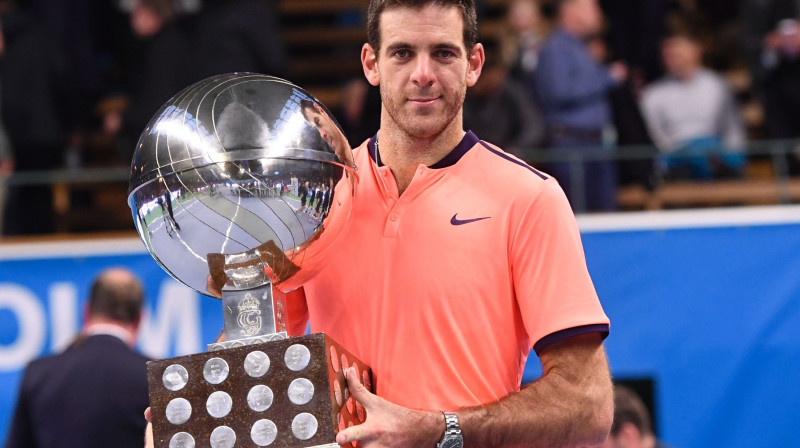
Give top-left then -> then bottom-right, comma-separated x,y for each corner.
640,33 -> 747,179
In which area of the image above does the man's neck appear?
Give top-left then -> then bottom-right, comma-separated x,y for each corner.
83,319 -> 137,347
376,112 -> 465,195
674,65 -> 701,81
558,20 -> 585,40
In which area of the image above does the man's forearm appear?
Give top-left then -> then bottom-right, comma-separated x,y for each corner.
456,333 -> 613,448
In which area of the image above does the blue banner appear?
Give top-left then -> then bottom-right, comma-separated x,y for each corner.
0,239 -> 224,439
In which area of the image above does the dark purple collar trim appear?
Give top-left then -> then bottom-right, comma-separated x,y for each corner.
367,134 -> 381,166
367,131 -> 479,169
429,131 -> 479,169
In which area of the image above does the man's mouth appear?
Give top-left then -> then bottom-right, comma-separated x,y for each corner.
408,97 -> 439,105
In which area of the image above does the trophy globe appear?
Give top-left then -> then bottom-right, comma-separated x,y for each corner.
129,73 -> 358,339
129,73 -> 356,292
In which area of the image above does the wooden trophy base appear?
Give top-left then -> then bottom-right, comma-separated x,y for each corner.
147,333 -> 372,448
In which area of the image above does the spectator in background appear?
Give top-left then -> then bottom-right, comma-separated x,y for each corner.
640,33 -> 746,180
535,0 -> 627,211
104,0 -> 192,163
586,35 -> 658,191
500,0 -> 547,92
5,268 -> 150,448
740,0 -> 800,173
600,385 -> 674,448
0,0 -> 69,235
463,56 -> 544,154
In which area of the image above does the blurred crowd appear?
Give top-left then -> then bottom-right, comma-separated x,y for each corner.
1,0 -> 800,235
0,0 -> 287,235
460,0 -> 800,211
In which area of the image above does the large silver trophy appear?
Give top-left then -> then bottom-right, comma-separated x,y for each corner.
129,73 -> 371,448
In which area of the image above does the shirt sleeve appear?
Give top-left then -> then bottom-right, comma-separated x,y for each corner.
510,179 -> 609,354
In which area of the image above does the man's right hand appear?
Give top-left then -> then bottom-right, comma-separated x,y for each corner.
609,61 -> 628,84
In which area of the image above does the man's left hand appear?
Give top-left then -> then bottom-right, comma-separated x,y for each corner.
336,367 -> 445,448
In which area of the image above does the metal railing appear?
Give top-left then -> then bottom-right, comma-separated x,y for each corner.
1,139 -> 799,228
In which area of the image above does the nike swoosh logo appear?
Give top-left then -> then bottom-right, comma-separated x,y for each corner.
451,214 -> 491,226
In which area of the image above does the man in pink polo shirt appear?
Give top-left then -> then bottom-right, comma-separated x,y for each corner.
139,1 -> 612,447
298,1 -> 614,448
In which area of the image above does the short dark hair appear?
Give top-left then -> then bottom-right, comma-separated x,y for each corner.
366,0 -> 478,52
88,269 -> 144,324
298,99 -> 317,121
610,386 -> 654,437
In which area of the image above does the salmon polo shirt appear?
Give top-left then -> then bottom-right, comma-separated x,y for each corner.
299,130 -> 609,411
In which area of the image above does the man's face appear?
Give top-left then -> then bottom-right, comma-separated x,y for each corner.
303,104 -> 353,166
304,104 -> 340,149
662,37 -> 701,78
363,4 -> 483,139
566,0 -> 603,36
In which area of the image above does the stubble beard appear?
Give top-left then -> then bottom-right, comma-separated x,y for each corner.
380,82 -> 466,140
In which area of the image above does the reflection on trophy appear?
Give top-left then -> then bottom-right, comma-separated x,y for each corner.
128,73 -> 370,448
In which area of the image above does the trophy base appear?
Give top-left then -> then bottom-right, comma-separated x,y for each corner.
147,333 -> 373,448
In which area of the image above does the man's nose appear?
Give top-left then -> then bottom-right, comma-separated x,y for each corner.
410,54 -> 435,86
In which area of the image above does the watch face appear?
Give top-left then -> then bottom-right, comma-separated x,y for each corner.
440,437 -> 464,448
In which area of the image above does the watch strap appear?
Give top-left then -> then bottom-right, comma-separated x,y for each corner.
437,411 -> 463,448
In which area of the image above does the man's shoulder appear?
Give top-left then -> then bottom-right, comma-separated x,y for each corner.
539,28 -> 576,54
642,77 -> 676,97
464,138 -> 552,191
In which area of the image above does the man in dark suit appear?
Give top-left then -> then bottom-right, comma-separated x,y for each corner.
5,268 -> 150,448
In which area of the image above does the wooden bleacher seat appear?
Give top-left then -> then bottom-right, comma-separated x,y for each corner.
617,179 -> 800,210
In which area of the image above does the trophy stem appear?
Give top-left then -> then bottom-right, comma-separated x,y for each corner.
209,282 -> 289,351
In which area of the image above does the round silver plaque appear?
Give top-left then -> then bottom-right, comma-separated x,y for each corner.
244,351 -> 270,378
169,432 -> 195,448
203,358 -> 230,385
207,391 -> 233,419
229,340 -> 245,348
247,385 -> 275,412
251,419 -> 278,446
210,426 -> 236,448
165,398 -> 192,425
284,344 -> 311,371
288,378 -> 315,405
162,365 -> 189,391
291,413 -> 318,440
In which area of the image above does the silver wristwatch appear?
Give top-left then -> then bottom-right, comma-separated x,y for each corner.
437,412 -> 464,448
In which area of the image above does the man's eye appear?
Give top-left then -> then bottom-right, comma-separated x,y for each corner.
436,50 -> 454,58
394,50 -> 410,58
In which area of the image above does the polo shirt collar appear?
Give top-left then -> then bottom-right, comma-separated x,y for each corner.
367,130 -> 479,169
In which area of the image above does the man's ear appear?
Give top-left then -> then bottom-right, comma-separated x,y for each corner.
465,43 -> 485,87
362,43 -> 380,86
616,422 -> 643,448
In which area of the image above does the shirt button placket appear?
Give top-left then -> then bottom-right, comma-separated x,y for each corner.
384,208 -> 401,237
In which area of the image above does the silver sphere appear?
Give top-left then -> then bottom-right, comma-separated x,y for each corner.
128,73 -> 357,297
